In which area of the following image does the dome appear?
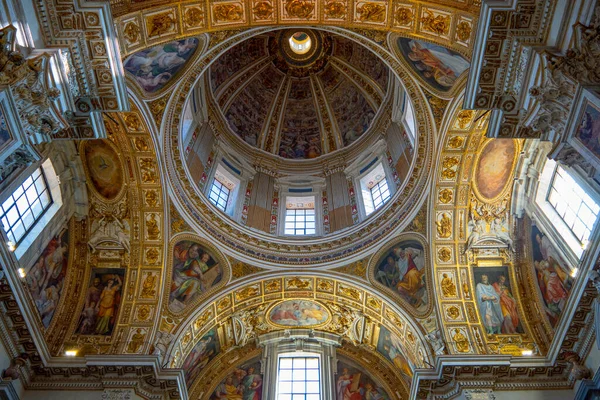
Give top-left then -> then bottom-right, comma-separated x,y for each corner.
208,29 -> 390,159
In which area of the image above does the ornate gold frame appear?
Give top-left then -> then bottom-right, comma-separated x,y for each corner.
367,232 -> 433,317
163,232 -> 232,317
265,299 -> 333,329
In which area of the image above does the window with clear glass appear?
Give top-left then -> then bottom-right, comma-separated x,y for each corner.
276,356 -> 321,400
1,168 -> 52,245
284,196 -> 316,236
360,162 -> 391,217
371,178 -> 391,211
209,178 -> 230,212
547,165 -> 600,243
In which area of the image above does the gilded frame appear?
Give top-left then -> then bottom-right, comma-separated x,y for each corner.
565,86 -> 600,171
163,233 -> 231,316
367,232 -> 433,317
470,138 -> 520,204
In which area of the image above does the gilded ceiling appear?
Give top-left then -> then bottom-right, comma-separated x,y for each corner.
1,0 -> 597,398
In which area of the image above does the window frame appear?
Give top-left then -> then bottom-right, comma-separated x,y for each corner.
0,167 -> 52,246
279,191 -> 322,237
370,176 -> 391,211
546,165 -> 599,244
355,160 -> 394,220
208,177 -> 231,213
275,353 -> 322,400
204,158 -> 246,220
534,159 -> 600,259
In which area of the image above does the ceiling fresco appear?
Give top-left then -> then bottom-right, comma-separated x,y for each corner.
4,0 -> 600,398
210,30 -> 389,159
124,37 -> 202,95
393,36 -> 470,94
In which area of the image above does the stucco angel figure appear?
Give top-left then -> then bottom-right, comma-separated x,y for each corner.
464,214 -> 486,253
491,214 -> 514,252
88,215 -> 131,253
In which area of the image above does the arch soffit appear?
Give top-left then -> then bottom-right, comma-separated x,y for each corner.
114,1 -> 477,64
164,273 -> 434,375
48,100 -> 168,356
186,341 -> 410,400
428,102 -> 541,356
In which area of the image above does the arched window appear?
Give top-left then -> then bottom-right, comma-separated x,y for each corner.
535,159 -> 600,257
0,158 -> 63,259
0,166 -> 52,246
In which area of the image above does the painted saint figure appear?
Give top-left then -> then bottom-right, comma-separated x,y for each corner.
95,274 -> 122,335
210,361 -> 262,400
475,274 -> 503,334
170,241 -> 222,311
375,241 -> 427,309
492,275 -> 521,334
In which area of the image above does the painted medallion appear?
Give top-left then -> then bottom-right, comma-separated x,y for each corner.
268,299 -> 330,327
82,140 -> 124,201
474,139 -> 516,200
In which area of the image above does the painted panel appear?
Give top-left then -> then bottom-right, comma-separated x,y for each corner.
0,107 -> 13,153
531,224 -> 573,327
336,360 -> 390,400
374,240 -> 427,310
574,99 -> 600,157
169,240 -> 223,313
124,38 -> 200,93
473,266 -> 524,335
278,79 -> 322,159
474,139 -> 516,200
82,140 -> 124,201
210,359 -> 262,399
376,326 -> 412,382
182,328 -> 220,385
396,38 -> 469,92
26,228 -> 69,328
268,299 -> 330,327
76,268 -> 125,336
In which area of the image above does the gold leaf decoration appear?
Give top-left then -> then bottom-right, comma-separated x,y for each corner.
184,8 -> 205,28
394,7 -> 413,26
324,0 -> 346,19
123,22 -> 140,43
214,4 -> 244,22
146,12 -> 175,37
421,10 -> 450,35
356,3 -> 386,23
284,0 -> 314,19
253,1 -> 274,19
456,21 -> 472,41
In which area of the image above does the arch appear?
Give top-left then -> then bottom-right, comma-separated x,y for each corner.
162,273 -> 434,392
113,1 -> 477,64
429,100 -> 542,356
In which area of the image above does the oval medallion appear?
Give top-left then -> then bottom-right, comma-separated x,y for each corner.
474,139 -> 516,200
268,299 -> 330,327
82,139 -> 124,201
